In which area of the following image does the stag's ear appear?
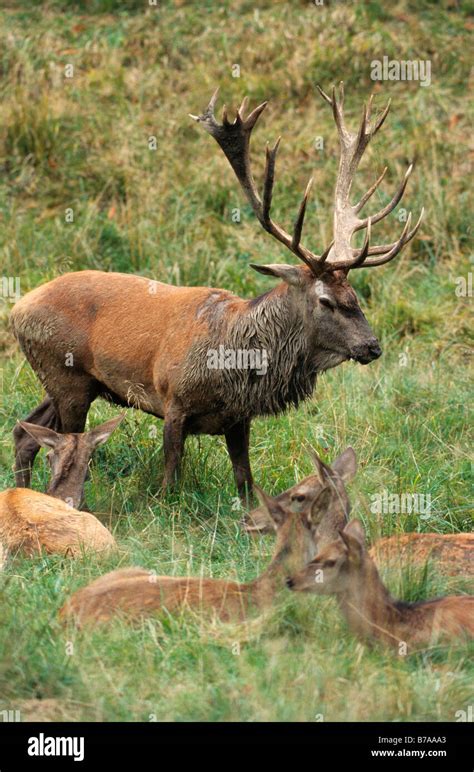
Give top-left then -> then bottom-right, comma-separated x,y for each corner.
331,447 -> 357,483
250,264 -> 305,287
86,413 -> 125,449
19,422 -> 60,449
253,484 -> 287,527
339,519 -> 365,563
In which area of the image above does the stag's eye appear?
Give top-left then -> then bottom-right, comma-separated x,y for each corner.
323,560 -> 336,568
319,296 -> 335,311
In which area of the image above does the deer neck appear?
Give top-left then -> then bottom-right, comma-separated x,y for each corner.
47,474 -> 83,510
223,284 -> 317,415
248,522 -> 308,608
338,558 -> 400,643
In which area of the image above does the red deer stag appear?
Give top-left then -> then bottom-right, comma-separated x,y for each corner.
287,520 -> 474,651
10,84 -> 422,499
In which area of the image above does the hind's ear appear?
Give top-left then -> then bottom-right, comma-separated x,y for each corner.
339,519 -> 365,563
87,413 -> 125,449
19,422 -> 60,449
250,264 -> 306,287
309,486 -> 332,525
306,445 -> 328,485
253,484 -> 287,527
331,447 -> 357,483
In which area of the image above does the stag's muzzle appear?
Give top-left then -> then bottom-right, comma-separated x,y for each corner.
351,339 -> 382,365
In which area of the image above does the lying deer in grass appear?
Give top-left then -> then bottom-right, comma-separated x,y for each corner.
287,520 -> 474,651
59,464 -> 350,626
0,416 -> 122,561
370,532 -> 474,579
10,84 -> 422,500
0,489 -> 116,560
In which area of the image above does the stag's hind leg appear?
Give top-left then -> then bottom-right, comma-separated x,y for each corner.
225,419 -> 253,504
13,396 -> 61,487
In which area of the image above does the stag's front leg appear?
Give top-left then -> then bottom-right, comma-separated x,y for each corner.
162,407 -> 187,491
225,419 -> 253,504
13,397 -> 60,487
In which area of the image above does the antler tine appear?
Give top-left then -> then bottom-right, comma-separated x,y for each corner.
237,95 -> 249,120
317,239 -> 334,268
316,83 -> 332,106
356,163 -> 415,229
349,218 -> 372,268
189,87 -> 220,125
366,93 -> 374,123
244,100 -> 269,130
354,167 -> 388,213
262,137 -> 281,225
354,209 -> 424,268
352,208 -> 424,257
354,101 -> 369,156
331,84 -> 346,138
372,99 -> 391,135
292,177 -> 314,250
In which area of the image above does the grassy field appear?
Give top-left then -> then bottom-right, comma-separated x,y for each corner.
0,0 -> 472,722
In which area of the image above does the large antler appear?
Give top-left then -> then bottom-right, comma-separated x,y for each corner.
316,82 -> 424,270
190,89 -> 331,274
190,86 -> 423,274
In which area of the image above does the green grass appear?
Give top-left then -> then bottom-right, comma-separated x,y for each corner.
0,0 -> 472,722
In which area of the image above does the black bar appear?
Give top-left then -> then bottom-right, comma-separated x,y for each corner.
0,721 -> 471,768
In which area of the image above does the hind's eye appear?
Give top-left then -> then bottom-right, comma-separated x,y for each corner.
319,296 -> 335,311
323,560 -> 336,568
292,494 -> 306,503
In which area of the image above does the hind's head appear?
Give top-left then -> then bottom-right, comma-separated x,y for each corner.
19,414 -> 125,509
244,446 -> 357,538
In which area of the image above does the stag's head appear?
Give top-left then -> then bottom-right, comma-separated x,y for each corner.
191,84 -> 423,370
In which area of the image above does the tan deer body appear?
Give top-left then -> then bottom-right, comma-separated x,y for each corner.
59,491 -> 318,626
60,449 -> 355,626
11,86 -> 422,500
370,532 -> 474,578
288,520 -> 474,651
0,488 -> 116,558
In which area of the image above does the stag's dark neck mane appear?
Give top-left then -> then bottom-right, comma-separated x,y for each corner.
182,283 -> 318,418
